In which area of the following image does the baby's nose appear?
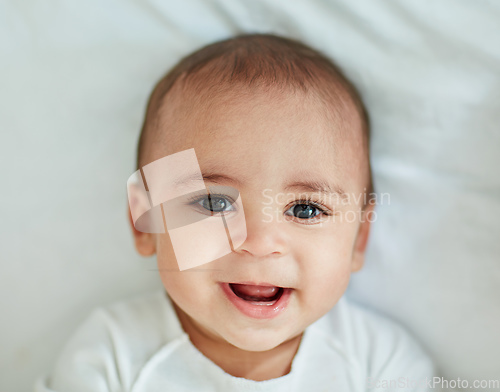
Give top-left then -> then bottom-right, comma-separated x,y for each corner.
234,204 -> 287,258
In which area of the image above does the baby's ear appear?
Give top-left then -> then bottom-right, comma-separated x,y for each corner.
128,207 -> 156,256
351,203 -> 375,272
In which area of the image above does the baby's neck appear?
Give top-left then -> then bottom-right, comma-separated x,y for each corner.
172,301 -> 303,381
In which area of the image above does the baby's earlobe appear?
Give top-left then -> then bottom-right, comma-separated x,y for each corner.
128,207 -> 156,256
351,206 -> 375,271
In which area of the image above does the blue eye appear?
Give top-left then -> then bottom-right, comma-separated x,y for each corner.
284,199 -> 331,223
189,194 -> 236,214
286,204 -> 320,219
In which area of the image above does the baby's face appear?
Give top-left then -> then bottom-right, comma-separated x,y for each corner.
135,85 -> 372,352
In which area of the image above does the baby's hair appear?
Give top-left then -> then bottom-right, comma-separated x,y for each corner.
136,33 -> 374,204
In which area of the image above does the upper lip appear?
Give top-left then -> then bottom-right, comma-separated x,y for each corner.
224,281 -> 290,289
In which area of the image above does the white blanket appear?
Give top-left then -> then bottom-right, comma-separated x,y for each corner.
0,1 -> 498,391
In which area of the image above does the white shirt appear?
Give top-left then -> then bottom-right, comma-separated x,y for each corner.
34,289 -> 437,391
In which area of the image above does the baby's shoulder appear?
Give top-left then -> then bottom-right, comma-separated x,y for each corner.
35,289 -> 177,392
100,289 -> 177,343
323,296 -> 417,344
311,297 -> 436,384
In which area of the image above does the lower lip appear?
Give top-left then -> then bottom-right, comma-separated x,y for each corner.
219,283 -> 292,319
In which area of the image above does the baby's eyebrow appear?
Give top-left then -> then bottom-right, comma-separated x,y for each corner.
174,171 -> 243,188
284,179 -> 345,197
175,170 -> 345,197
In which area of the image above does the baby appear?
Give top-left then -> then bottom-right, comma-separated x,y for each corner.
36,34 -> 436,391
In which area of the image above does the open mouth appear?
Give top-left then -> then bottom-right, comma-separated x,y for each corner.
229,283 -> 284,303
220,282 -> 292,319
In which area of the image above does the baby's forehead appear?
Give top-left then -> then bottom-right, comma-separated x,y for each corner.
144,87 -> 361,181
140,60 -> 367,176
151,84 -> 364,179
160,78 -> 361,134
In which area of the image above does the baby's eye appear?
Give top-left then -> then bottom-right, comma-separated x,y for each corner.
190,194 -> 236,214
284,200 -> 331,223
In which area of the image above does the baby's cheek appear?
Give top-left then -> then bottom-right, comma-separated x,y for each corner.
301,253 -> 352,311
320,263 -> 351,293
156,233 -> 179,268
156,233 -> 187,296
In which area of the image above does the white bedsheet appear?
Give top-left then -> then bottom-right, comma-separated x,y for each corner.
1,1 -> 498,391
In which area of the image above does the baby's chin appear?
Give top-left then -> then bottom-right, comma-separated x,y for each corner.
220,323 -> 303,352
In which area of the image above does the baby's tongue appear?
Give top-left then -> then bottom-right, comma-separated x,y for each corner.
230,283 -> 279,300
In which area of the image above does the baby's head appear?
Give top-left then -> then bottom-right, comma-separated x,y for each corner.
130,34 -> 374,356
